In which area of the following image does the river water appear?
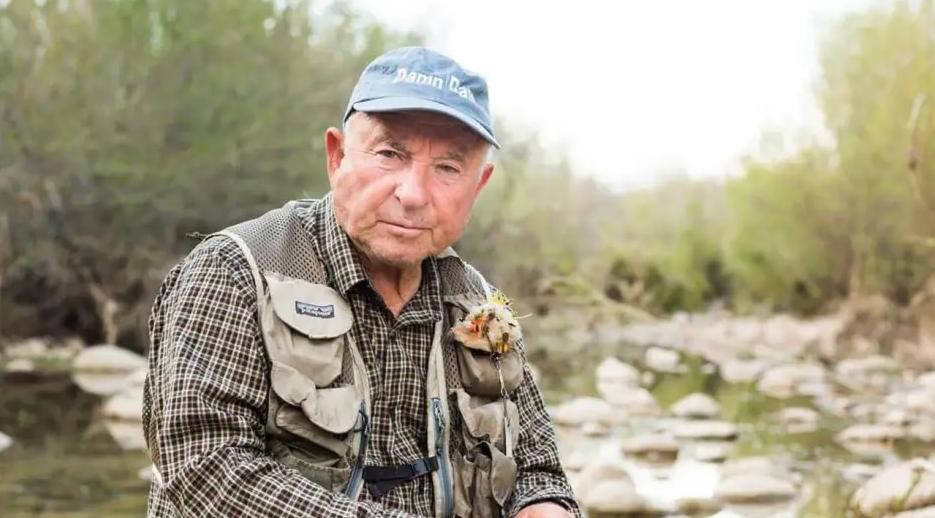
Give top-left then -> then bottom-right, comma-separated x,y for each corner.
0,341 -> 930,516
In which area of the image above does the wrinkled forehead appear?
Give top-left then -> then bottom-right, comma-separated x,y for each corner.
351,111 -> 487,154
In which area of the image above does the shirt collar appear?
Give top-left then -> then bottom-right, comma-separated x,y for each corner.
303,193 -> 369,297
301,194 -> 444,324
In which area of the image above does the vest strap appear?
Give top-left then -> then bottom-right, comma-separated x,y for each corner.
363,456 -> 439,498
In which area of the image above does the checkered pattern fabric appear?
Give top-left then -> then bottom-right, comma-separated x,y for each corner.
142,197 -> 579,517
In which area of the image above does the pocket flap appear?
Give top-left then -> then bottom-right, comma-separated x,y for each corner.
271,363 -> 361,434
488,445 -> 517,506
265,272 -> 352,338
456,347 -> 524,398
455,389 -> 520,449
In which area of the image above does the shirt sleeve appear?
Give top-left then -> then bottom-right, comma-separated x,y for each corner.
504,337 -> 582,518
143,236 -> 425,518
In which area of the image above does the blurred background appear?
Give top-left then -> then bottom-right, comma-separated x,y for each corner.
1,0 -> 934,516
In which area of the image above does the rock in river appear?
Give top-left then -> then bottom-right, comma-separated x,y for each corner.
852,459 -> 935,516
552,397 -> 619,427
671,392 -> 721,420
621,434 -> 680,463
673,420 -> 738,441
756,362 -> 827,399
582,480 -> 648,515
645,346 -> 682,373
605,387 -> 660,416
73,345 -> 148,396
74,344 -> 146,373
574,458 -> 633,502
596,357 -> 640,387
716,473 -> 797,504
837,423 -> 904,444
774,406 -> 820,433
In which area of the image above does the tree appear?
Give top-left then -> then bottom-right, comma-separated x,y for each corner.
0,0 -> 416,346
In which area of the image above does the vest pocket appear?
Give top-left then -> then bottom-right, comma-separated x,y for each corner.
269,438 -> 352,489
454,389 -> 519,452
456,346 -> 523,398
450,389 -> 520,517
453,442 -> 518,518
261,272 -> 363,491
264,271 -> 352,387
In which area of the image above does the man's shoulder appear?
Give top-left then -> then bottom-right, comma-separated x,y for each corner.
183,198 -> 324,269
167,234 -> 254,296
436,250 -> 492,298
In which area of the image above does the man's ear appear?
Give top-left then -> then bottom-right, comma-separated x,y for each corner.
475,162 -> 495,194
325,127 -> 345,184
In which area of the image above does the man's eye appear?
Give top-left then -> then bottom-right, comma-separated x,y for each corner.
376,149 -> 401,160
438,164 -> 461,175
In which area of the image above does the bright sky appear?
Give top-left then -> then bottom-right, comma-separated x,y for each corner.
348,0 -> 872,190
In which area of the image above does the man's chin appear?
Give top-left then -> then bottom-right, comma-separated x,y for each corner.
358,242 -> 433,270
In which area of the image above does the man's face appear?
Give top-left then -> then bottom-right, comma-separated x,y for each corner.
325,111 -> 494,269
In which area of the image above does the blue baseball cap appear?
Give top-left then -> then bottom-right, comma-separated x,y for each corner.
343,47 -> 500,149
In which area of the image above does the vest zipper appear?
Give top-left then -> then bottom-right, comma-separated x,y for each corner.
432,397 -> 454,518
345,402 -> 369,498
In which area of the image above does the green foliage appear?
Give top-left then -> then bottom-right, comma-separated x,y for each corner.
2,0 -> 934,346
723,0 -> 935,311
725,149 -> 850,313
0,0 -> 416,344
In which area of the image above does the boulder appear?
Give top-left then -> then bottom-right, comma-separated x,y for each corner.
605,387 -> 660,416
676,496 -> 721,515
842,463 -> 881,484
2,338 -> 49,359
4,358 -> 34,373
596,357 -> 641,402
719,358 -> 769,384
74,344 -> 146,373
836,355 -> 901,392
692,442 -> 732,463
852,459 -> 935,516
596,357 -> 640,387
581,480 -> 647,515
721,456 -> 789,479
645,347 -> 682,373
774,407 -> 820,433
581,421 -> 610,437
621,434 -> 680,463
574,458 -> 633,502
911,420 -> 935,443
671,393 -> 721,419
756,363 -> 827,399
673,420 -> 738,441
836,355 -> 900,379
716,473 -> 797,504
837,424 -> 904,444
104,420 -> 147,451
552,397 -> 618,427
102,385 -> 144,422
562,447 -> 598,472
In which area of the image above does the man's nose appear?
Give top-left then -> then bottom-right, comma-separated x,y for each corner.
395,163 -> 430,210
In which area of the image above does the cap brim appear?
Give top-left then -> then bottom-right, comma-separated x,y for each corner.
351,97 -> 500,149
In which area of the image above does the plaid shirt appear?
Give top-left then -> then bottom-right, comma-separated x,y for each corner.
143,197 -> 579,517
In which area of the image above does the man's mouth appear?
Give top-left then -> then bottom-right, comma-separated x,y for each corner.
380,221 -> 429,237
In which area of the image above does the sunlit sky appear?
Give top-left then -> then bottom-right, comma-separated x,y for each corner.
345,0 -> 874,190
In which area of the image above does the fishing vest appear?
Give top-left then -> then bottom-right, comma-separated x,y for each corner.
212,199 -> 525,518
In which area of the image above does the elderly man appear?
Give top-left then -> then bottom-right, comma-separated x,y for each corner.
143,47 -> 579,518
